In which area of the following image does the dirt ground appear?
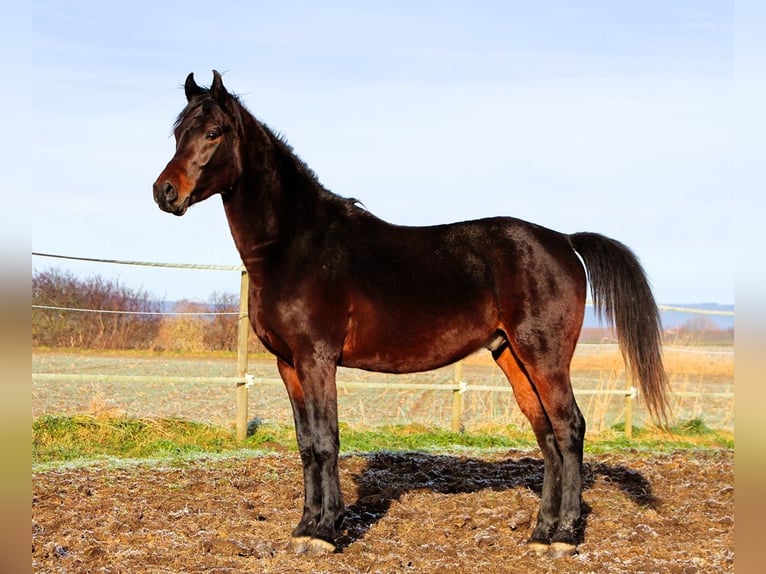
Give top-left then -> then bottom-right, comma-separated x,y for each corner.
32,448 -> 733,573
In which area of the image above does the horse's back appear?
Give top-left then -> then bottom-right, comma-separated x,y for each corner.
345,214 -> 584,300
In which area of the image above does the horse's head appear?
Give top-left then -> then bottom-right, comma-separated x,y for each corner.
153,70 -> 243,216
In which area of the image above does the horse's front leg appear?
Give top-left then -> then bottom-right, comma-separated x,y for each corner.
278,357 -> 344,554
277,360 -> 322,550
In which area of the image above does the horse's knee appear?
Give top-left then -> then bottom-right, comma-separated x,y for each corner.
298,446 -> 314,466
312,434 -> 340,464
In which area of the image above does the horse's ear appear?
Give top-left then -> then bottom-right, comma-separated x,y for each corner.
210,70 -> 228,105
184,73 -> 205,101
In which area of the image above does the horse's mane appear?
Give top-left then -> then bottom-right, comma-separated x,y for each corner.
177,87 -> 365,216
260,123 -> 367,215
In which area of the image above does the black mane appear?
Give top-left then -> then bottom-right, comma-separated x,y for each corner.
248,109 -> 367,216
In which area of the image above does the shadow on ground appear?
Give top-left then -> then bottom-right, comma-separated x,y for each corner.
338,451 -> 658,549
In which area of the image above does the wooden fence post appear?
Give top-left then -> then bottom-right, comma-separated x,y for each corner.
624,376 -> 634,440
236,269 -> 249,442
451,361 -> 464,433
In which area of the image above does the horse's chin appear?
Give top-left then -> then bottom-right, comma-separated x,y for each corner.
170,196 -> 192,216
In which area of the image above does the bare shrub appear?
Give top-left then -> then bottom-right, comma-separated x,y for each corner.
32,268 -> 162,349
666,316 -> 734,346
200,291 -> 267,353
151,300 -> 208,352
204,292 -> 238,351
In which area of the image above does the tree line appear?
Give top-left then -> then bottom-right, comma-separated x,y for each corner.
32,269 -> 263,351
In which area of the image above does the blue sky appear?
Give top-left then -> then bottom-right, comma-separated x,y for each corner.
25,1 -> 734,304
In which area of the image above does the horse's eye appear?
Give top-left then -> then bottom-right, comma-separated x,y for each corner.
206,129 -> 221,141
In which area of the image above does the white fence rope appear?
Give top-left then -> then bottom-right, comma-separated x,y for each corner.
657,304 -> 734,317
32,252 -> 243,317
32,304 -> 238,316
32,252 -> 242,271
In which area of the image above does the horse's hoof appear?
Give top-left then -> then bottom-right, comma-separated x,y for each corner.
548,541 -> 577,558
526,541 -> 550,556
288,536 -> 311,554
306,537 -> 336,555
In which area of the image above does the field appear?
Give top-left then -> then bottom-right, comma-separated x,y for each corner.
33,449 -> 733,573
32,345 -> 734,432
32,347 -> 734,572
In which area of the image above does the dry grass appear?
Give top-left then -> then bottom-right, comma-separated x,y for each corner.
33,344 -> 733,443
459,343 -> 733,434
659,347 -> 734,377
464,344 -> 733,378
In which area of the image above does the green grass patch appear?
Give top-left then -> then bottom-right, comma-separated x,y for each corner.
583,417 -> 734,453
338,422 -> 535,453
33,414 -> 239,463
32,416 -> 535,465
33,415 -> 733,467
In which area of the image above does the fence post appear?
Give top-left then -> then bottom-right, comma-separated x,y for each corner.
236,269 -> 249,442
624,375 -> 633,440
451,361 -> 464,433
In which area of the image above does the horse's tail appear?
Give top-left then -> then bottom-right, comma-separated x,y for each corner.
569,232 -> 670,424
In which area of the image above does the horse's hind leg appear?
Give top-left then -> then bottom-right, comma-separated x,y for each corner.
528,366 -> 585,558
493,346 -> 565,553
494,342 -> 586,557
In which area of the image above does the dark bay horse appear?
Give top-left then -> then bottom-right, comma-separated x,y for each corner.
153,71 -> 669,558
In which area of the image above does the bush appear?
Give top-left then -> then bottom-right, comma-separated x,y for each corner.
204,292 -> 239,351
151,300 -> 209,352
32,268 -> 268,352
32,268 -> 163,349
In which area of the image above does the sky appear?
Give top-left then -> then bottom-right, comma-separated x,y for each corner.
23,0 -> 734,305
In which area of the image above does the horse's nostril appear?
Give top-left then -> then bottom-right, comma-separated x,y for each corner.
153,180 -> 177,204
163,181 -> 177,201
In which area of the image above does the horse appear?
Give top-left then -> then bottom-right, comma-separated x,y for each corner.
153,71 -> 669,558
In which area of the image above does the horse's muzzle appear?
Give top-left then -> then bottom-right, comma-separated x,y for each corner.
153,179 -> 189,216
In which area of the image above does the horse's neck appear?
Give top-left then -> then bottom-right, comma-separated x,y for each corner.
222,178 -> 281,273
222,145 -> 322,274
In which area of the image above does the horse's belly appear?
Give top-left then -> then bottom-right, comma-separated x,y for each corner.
339,315 -> 495,374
